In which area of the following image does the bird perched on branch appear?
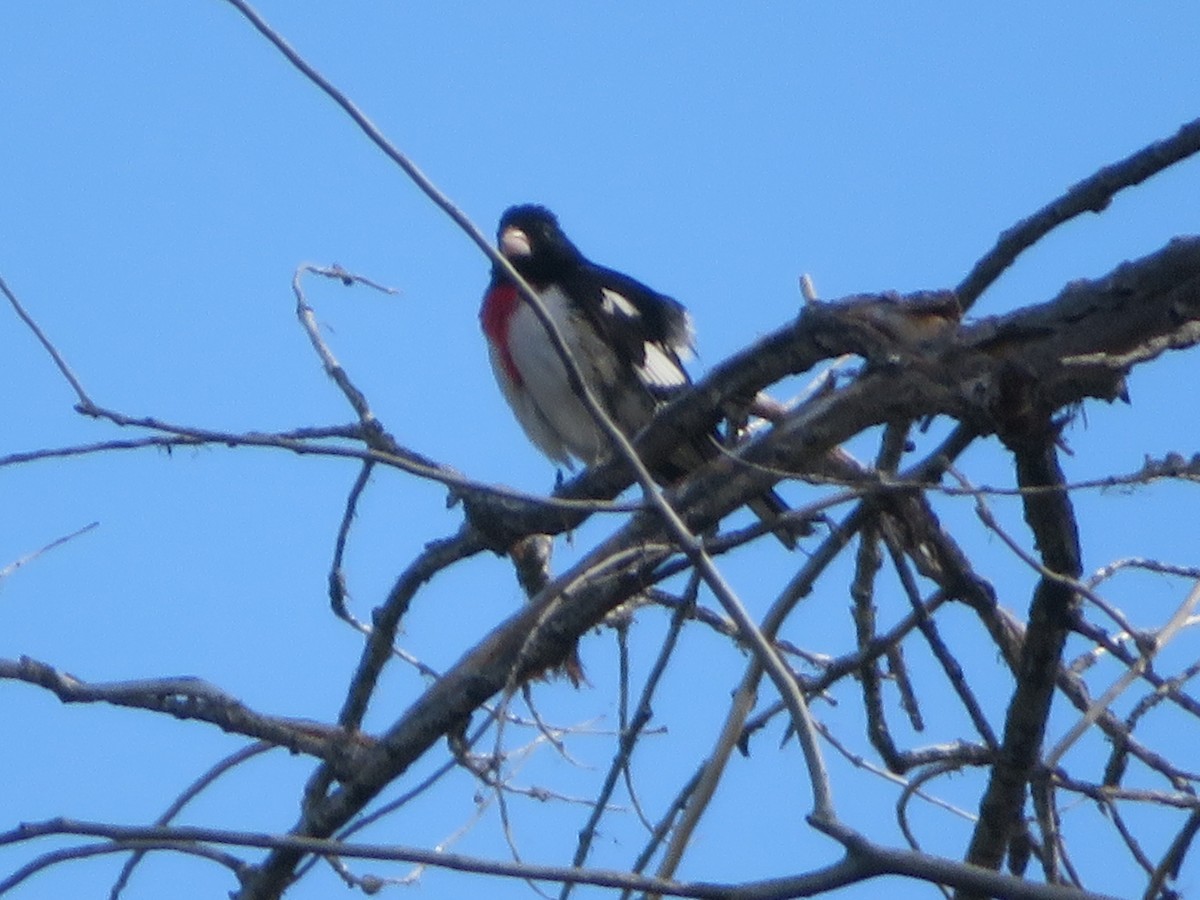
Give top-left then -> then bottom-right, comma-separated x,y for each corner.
480,203 -> 798,547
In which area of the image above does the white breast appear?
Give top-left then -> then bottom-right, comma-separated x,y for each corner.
501,286 -> 610,465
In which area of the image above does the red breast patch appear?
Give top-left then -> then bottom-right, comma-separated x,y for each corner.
480,283 -> 523,385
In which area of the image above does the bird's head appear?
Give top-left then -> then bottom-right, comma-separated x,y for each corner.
496,204 -> 583,284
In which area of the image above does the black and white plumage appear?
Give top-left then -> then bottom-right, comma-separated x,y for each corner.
480,204 -> 797,545
481,204 -> 694,469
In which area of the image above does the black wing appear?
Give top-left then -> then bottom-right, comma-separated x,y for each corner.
561,262 -> 694,398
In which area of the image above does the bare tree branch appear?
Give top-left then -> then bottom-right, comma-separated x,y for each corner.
960,426 -> 1083,889
7,8 -> 1200,900
0,521 -> 98,581
956,116 -> 1200,310
2,818 -> 1122,900
0,657 -> 367,773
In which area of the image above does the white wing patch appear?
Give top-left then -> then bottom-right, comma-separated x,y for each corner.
601,287 -> 692,390
600,288 -> 641,319
493,282 -> 695,465
636,341 -> 688,390
671,311 -> 697,358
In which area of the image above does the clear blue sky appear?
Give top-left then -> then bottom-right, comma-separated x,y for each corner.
3,4 -> 1199,898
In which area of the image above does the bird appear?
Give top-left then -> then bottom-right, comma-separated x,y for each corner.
479,203 -> 798,546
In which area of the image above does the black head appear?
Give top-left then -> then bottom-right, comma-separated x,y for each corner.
496,204 -> 583,284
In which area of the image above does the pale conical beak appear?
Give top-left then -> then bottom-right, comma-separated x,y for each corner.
500,226 -> 532,259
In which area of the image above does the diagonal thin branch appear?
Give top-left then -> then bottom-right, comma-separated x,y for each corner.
109,742 -> 275,900
292,263 -> 398,430
563,574 -> 699,898
1044,579 -> 1200,769
1,272 -> 92,406
0,521 -> 99,581
956,116 -> 1200,310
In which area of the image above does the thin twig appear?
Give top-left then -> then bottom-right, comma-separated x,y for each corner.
563,573 -> 699,898
1144,809 -> 1200,900
109,743 -> 275,900
1045,579 -> 1200,769
949,467 -> 1145,642
882,530 -> 999,750
1,272 -> 92,405
292,263 -> 395,429
0,657 -> 364,769
1,840 -> 248,895
0,419 -> 643,515
328,460 -> 374,623
0,522 -> 99,581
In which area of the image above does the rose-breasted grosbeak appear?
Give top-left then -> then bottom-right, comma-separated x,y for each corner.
480,204 -> 797,546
